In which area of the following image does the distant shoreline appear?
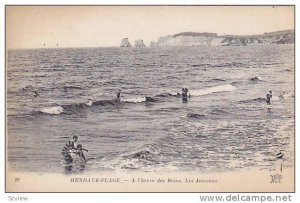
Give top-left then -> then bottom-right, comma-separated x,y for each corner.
150,29 -> 294,47
6,43 -> 295,51
6,29 -> 295,50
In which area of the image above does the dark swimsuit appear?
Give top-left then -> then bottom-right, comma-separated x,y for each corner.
266,94 -> 271,105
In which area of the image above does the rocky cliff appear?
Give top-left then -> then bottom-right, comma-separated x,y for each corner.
150,30 -> 294,47
134,39 -> 146,47
120,38 -> 132,47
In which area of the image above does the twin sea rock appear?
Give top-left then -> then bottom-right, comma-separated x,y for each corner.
120,38 -> 146,47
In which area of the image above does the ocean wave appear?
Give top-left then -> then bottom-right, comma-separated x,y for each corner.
120,160 -> 141,170
239,97 -> 266,103
158,107 -> 181,112
38,100 -> 109,115
249,76 -> 263,82
190,63 -> 211,67
115,144 -> 162,170
36,97 -> 157,116
63,85 -> 83,90
40,106 -> 64,115
153,85 -> 235,99
190,84 -> 236,96
51,68 -> 65,72
132,150 -> 153,159
280,69 -> 292,72
210,108 -> 230,115
212,62 -> 245,68
61,103 -> 93,113
208,78 -> 227,82
239,95 -> 281,104
127,144 -> 160,160
122,97 -> 146,103
93,99 -> 119,106
187,113 -> 207,119
264,62 -> 284,66
145,96 -> 158,102
155,92 -> 180,98
64,63 -> 83,67
102,81 -> 118,86
32,84 -> 238,116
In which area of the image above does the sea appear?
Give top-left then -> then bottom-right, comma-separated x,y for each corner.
7,45 -> 294,174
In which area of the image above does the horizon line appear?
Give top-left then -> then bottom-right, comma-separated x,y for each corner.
7,28 -> 294,50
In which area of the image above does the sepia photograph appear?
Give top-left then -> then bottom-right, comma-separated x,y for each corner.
5,5 -> 294,192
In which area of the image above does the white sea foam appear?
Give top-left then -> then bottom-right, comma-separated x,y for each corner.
256,76 -> 263,81
85,100 -> 93,106
40,106 -> 64,115
272,95 -> 280,101
191,84 -> 236,96
123,97 -> 146,103
250,76 -> 263,81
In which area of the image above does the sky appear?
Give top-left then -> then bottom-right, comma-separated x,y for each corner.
6,6 -> 294,49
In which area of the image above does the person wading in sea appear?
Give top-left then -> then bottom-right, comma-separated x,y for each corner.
266,90 -> 273,105
182,87 -> 190,102
116,89 -> 121,102
62,135 -> 78,163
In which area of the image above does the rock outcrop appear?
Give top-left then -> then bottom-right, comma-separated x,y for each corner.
120,38 -> 131,47
150,30 -> 294,47
134,39 -> 146,47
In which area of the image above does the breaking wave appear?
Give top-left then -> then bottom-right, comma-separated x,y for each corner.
190,84 -> 236,96
249,76 -> 263,82
122,97 -> 146,103
40,106 -> 64,115
34,84 -> 239,116
36,97 -> 157,115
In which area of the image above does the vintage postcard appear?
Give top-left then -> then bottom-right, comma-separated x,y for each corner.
6,5 -> 294,192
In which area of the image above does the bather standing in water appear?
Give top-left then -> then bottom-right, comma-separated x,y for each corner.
116,89 -> 121,102
266,90 -> 272,105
